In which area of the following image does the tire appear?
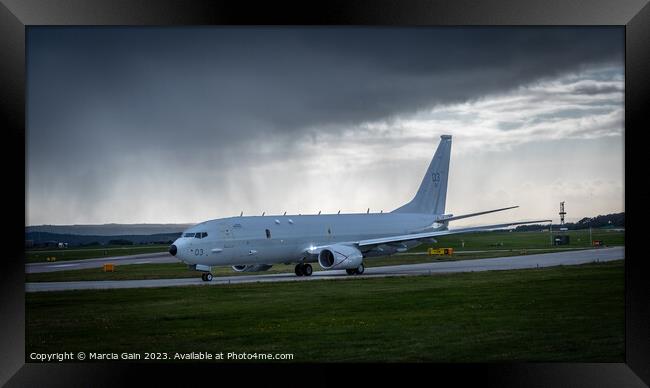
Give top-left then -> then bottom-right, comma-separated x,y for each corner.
206,273 -> 213,281
201,273 -> 206,281
346,269 -> 355,275
295,264 -> 304,276
356,263 -> 365,275
303,264 -> 313,276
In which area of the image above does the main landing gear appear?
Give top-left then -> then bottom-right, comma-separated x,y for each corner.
346,263 -> 365,276
294,263 -> 313,277
201,272 -> 213,282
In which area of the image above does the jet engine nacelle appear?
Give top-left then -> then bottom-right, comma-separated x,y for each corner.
318,244 -> 363,270
232,264 -> 273,272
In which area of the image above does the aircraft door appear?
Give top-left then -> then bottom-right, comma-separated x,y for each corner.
220,224 -> 235,248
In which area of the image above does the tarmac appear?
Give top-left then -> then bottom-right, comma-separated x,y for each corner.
25,252 -> 177,273
25,246 -> 624,292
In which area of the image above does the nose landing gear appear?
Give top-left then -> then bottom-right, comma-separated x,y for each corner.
294,263 -> 313,277
201,273 -> 213,282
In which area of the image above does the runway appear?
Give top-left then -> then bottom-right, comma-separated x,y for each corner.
25,246 -> 624,292
26,247 -> 591,273
25,252 -> 176,273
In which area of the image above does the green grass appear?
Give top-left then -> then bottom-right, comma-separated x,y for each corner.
26,262 -> 283,282
366,248 -> 583,266
26,245 -> 169,263
26,263 -> 201,282
411,228 -> 624,252
26,260 -> 624,362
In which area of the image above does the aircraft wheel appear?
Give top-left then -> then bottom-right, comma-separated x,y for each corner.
355,264 -> 365,275
295,264 -> 304,277
201,273 -> 206,281
206,273 -> 213,281
303,264 -> 313,276
346,269 -> 355,275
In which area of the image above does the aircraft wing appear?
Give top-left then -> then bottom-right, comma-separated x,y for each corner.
357,219 -> 552,247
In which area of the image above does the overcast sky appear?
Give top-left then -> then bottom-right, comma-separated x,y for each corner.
26,27 -> 624,226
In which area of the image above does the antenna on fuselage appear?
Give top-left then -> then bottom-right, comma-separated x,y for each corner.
240,211 -> 243,217
380,210 -> 383,213
318,210 -> 321,215
338,210 -> 341,214
367,208 -> 370,214
283,211 -> 286,216
262,211 -> 265,216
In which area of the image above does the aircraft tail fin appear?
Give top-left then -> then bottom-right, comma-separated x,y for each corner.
392,135 -> 452,215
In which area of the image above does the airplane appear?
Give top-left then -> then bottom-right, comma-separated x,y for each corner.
169,135 -> 551,281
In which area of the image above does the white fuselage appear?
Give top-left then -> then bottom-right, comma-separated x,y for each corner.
172,212 -> 446,267
167,135 -> 541,275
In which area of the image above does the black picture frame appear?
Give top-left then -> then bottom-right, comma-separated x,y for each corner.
1,0 -> 648,386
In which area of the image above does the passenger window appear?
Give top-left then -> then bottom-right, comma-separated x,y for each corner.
265,229 -> 271,239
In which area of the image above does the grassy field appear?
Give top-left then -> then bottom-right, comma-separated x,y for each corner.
26,260 -> 624,362
26,245 -> 170,263
411,228 -> 624,252
26,261 -> 625,362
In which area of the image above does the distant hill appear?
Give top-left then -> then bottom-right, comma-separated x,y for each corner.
25,223 -> 193,236
24,223 -> 193,248
514,212 -> 625,231
25,231 -> 182,247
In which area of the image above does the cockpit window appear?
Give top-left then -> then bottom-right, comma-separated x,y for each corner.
194,232 -> 208,239
202,232 -> 208,238
184,233 -> 195,238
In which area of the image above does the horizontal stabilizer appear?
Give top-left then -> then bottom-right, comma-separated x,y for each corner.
437,206 -> 519,222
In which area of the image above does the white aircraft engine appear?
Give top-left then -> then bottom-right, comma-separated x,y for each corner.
318,244 -> 363,270
231,264 -> 273,272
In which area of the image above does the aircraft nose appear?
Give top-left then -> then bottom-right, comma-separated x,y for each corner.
169,244 -> 178,256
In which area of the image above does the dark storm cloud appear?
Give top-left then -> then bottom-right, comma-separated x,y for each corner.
26,27 -> 624,224
572,83 -> 624,95
28,27 -> 623,159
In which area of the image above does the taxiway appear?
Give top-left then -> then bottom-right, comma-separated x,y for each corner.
25,246 -> 624,292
